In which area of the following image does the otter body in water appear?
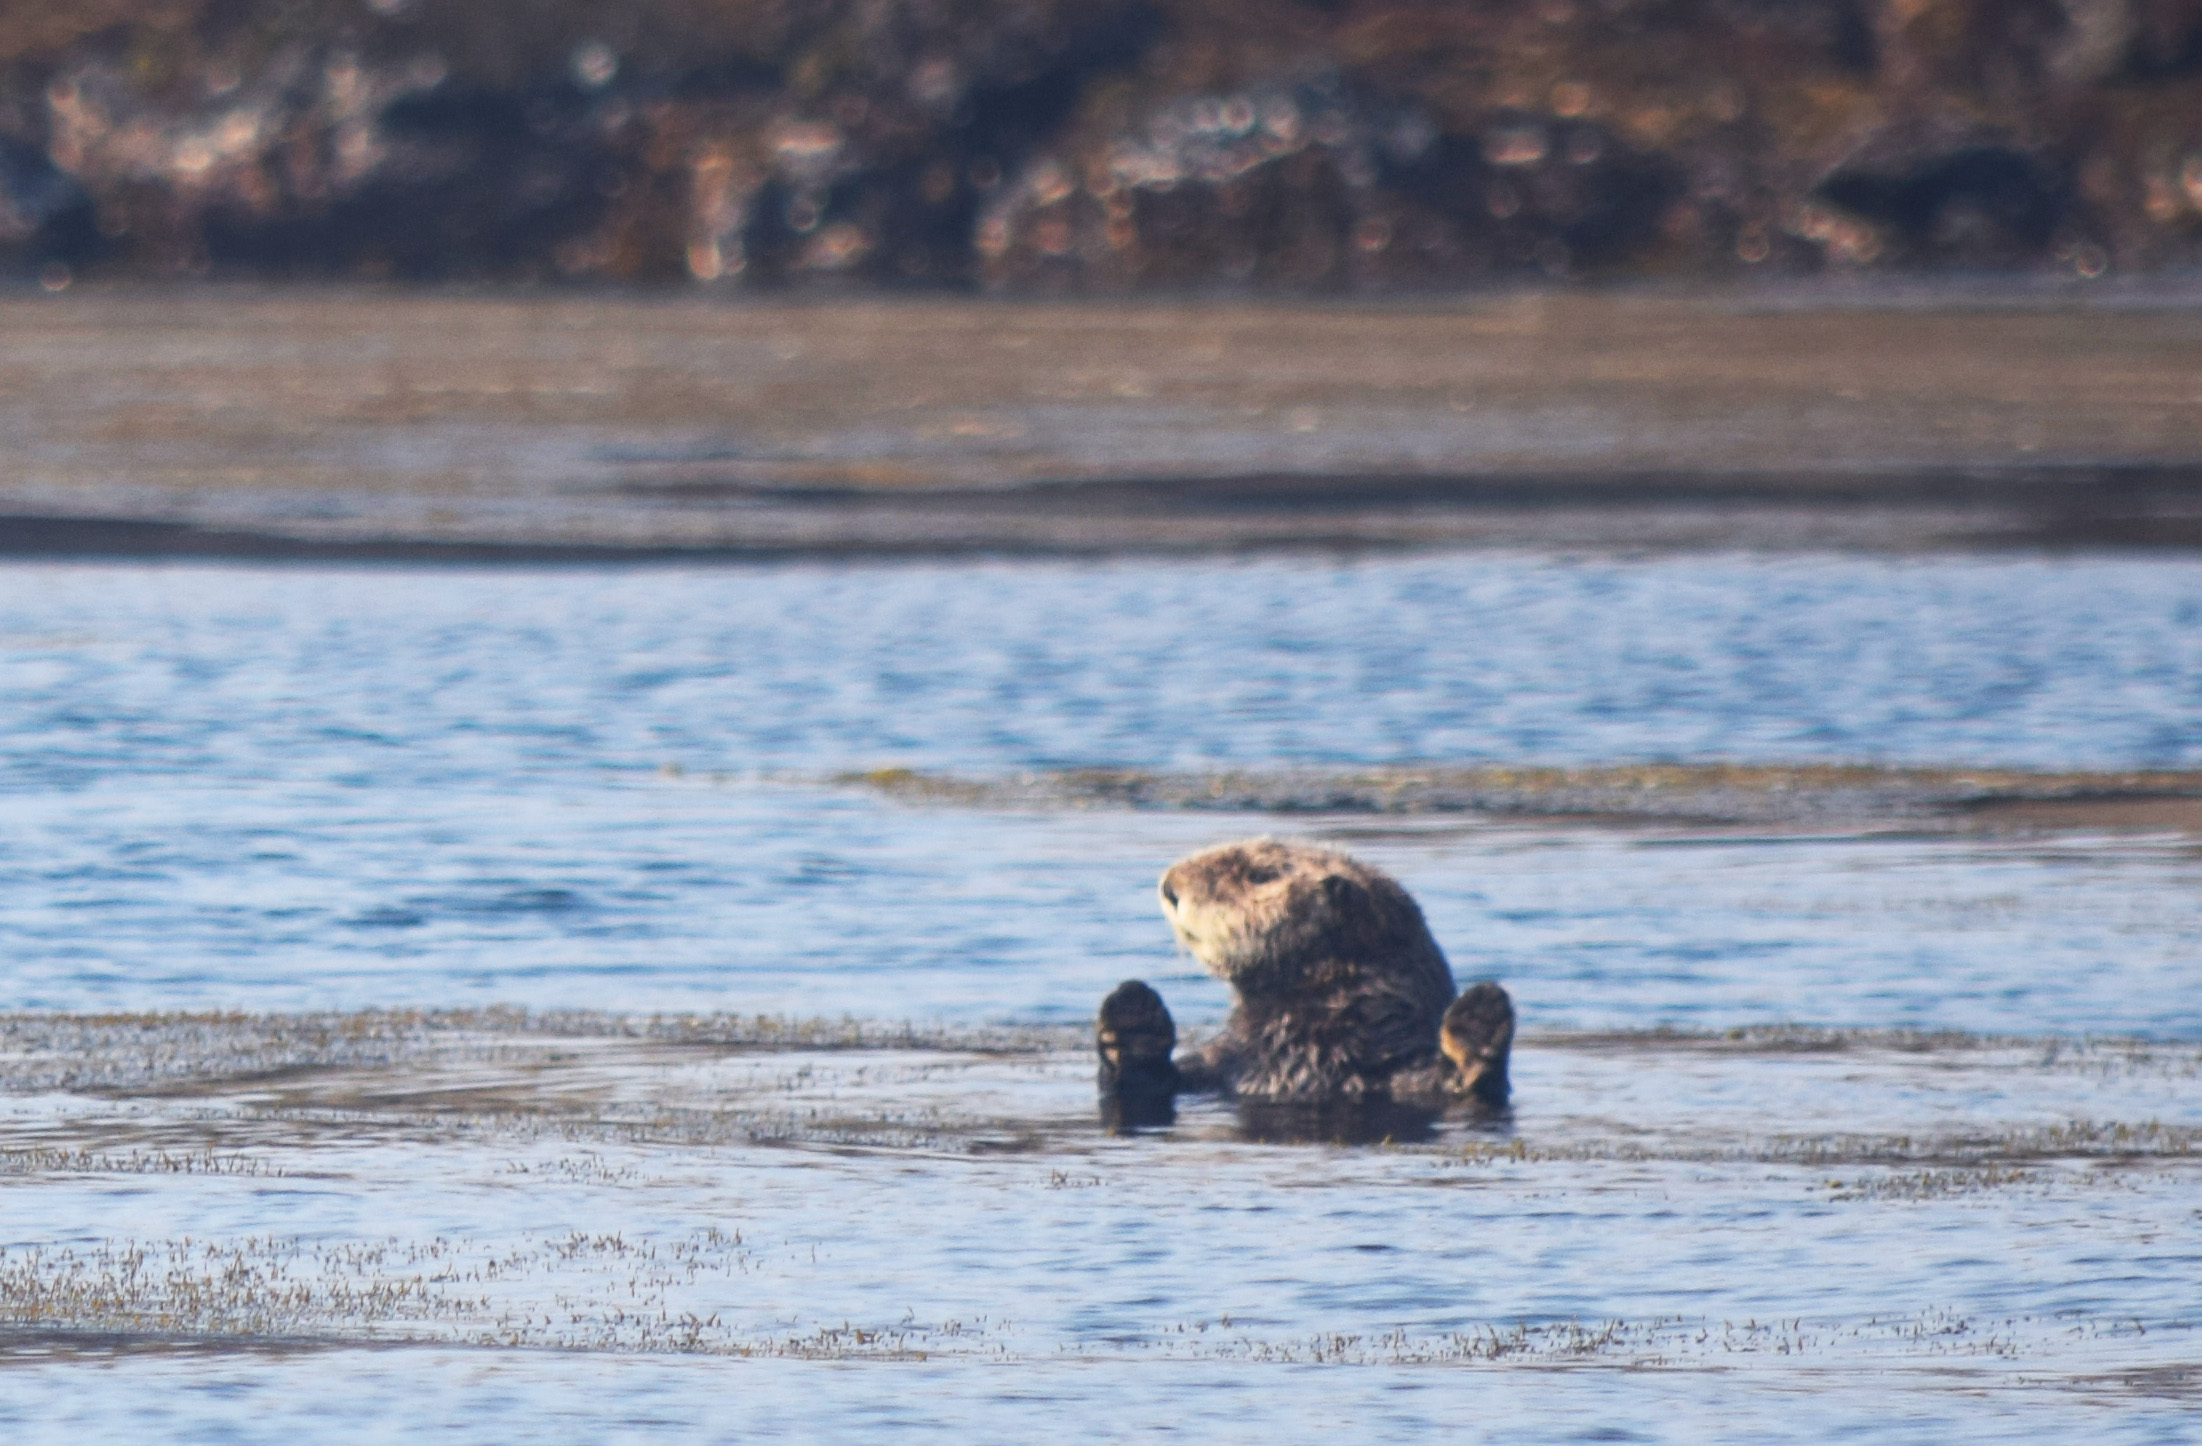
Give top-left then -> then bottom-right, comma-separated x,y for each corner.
1098,838 -> 1514,1106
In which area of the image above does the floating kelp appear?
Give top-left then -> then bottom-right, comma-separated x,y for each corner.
837,763 -> 2202,831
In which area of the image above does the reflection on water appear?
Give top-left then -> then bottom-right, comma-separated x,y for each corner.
2,555 -> 2200,1438
1105,1091 -> 1480,1143
1098,1086 -> 1178,1135
1225,1097 -> 1459,1145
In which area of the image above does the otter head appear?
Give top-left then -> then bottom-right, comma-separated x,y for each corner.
1157,837 -> 1409,997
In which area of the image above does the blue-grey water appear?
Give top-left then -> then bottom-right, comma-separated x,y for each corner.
2,554 -> 2200,1443
6,554 -> 2202,1025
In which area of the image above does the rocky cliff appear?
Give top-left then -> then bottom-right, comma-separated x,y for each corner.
6,0 -> 2202,287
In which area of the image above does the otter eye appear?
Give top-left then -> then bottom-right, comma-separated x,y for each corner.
1243,868 -> 1277,886
1159,882 -> 1178,907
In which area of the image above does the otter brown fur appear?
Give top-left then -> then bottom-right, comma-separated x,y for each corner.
1098,838 -> 1514,1105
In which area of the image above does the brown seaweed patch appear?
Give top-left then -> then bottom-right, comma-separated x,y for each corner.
1061,1307 -> 2102,1365
1819,1165 -> 2052,1202
5,1011 -> 2198,1169
2066,1363 -> 2202,1399
834,764 -> 2202,832
1536,1026 -> 2202,1065
0,1231 -> 998,1359
0,1009 -> 1082,1095
0,1229 -> 2126,1366
1532,1024 -> 1984,1056
1442,1118 -> 2202,1170
0,1147 -> 289,1178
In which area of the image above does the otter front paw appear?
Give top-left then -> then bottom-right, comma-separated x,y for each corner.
1440,981 -> 1515,1107
1096,979 -> 1181,1099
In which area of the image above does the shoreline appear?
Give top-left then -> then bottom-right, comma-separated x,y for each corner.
9,462 -> 2202,560
3,287 -> 2201,556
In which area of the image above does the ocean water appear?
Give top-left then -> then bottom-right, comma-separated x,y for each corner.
2,553 -> 2200,1441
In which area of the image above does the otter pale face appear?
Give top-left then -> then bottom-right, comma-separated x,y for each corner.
1157,838 -> 1380,991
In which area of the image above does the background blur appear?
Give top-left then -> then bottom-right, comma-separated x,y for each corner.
6,0 -> 2202,288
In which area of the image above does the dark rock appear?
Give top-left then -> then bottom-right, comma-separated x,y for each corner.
0,133 -> 93,273
1818,145 -> 2067,267
4,0 -> 2202,285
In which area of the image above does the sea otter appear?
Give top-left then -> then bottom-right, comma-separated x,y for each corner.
1096,837 -> 1514,1107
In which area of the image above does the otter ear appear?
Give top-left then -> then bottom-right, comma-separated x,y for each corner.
1321,874 -> 1364,910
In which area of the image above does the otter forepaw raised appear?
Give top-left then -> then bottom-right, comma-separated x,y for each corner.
1096,979 -> 1181,1100
1440,981 -> 1515,1107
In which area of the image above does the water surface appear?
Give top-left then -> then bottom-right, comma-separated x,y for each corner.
2,554 -> 2199,1440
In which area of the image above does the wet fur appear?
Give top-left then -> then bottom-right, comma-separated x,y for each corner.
1141,838 -> 1502,1102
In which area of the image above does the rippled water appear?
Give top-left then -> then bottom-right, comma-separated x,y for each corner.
9,554 -> 2202,788
3,554 -> 2201,1440
5,554 -> 2202,1023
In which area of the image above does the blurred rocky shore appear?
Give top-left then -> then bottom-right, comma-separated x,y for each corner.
6,1 -> 2202,288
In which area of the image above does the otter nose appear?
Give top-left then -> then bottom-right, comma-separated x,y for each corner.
1159,881 -> 1178,908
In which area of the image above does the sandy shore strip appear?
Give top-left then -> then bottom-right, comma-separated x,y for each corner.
3,287 -> 2202,556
